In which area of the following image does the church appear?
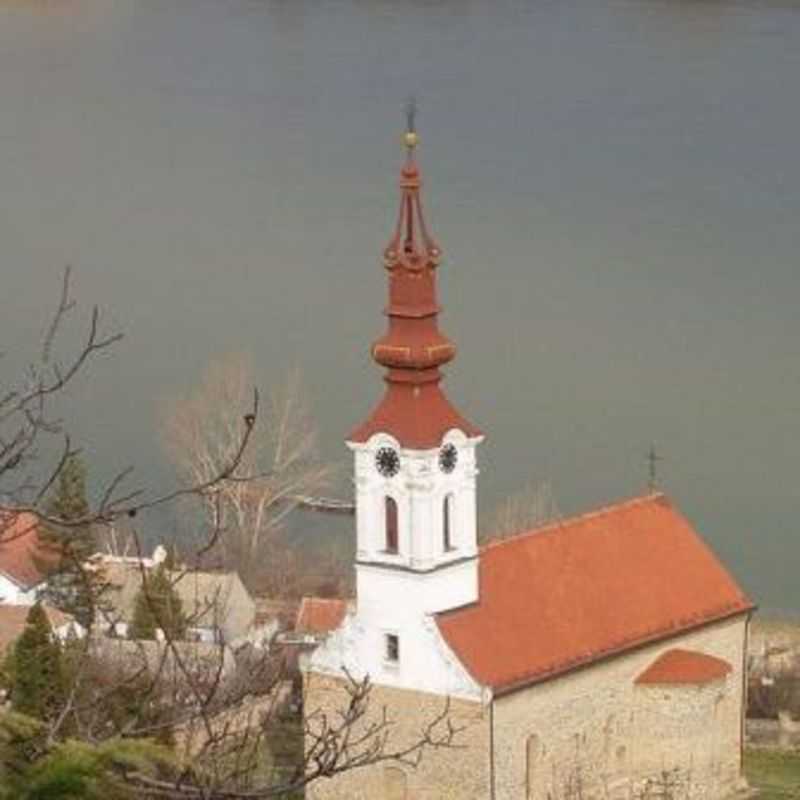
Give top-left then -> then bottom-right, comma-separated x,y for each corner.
301,127 -> 754,800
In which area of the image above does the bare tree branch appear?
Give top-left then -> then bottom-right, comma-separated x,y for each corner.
0,274 -> 459,800
161,356 -> 335,593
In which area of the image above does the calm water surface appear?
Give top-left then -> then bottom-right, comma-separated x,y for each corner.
1,0 -> 799,610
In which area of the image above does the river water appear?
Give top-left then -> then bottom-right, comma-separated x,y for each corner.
1,0 -> 799,611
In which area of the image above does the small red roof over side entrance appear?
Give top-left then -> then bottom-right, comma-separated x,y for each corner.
436,494 -> 753,694
635,648 -> 732,686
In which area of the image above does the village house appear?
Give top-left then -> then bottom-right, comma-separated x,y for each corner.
92,547 -> 255,644
0,512 -> 52,605
92,635 -> 237,681
233,597 -> 299,650
0,604 -> 81,657
301,129 -> 754,800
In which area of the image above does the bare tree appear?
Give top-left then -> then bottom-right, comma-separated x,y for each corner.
0,271 -> 455,799
0,266 -> 122,519
480,479 -> 560,543
161,355 -> 335,593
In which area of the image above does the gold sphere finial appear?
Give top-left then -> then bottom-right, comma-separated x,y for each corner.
404,97 -> 418,151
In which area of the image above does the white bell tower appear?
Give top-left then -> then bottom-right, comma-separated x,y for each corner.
349,428 -> 481,617
339,124 -> 484,692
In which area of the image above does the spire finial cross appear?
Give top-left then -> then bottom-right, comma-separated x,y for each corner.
646,442 -> 663,493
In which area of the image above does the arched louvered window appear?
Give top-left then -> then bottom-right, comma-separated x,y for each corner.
385,497 -> 398,553
443,494 -> 454,551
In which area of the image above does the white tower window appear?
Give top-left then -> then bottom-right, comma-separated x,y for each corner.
384,496 -> 399,553
443,494 -> 455,552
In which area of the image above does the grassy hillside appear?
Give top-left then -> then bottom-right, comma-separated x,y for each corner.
746,749 -> 800,799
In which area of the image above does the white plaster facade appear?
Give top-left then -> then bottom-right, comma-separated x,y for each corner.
350,429 -> 481,573
307,428 -> 486,701
0,573 -> 39,605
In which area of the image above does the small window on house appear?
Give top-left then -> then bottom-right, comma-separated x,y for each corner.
386,633 -> 399,663
443,494 -> 455,551
385,496 -> 398,553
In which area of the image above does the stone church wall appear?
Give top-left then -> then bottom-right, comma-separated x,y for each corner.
303,671 -> 491,800
493,615 -> 749,800
303,616 -> 747,799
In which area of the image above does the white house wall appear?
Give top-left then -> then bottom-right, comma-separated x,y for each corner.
0,574 -> 38,605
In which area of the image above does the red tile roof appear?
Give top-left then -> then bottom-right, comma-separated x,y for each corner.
348,144 -> 481,451
436,494 -> 753,694
296,597 -> 347,635
349,381 -> 481,450
635,649 -> 732,686
0,513 -> 52,591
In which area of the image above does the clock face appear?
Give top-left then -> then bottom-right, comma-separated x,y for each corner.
375,446 -> 400,478
439,443 -> 458,474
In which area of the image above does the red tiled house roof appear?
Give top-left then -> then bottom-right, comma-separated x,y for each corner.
0,512 -> 52,590
436,494 -> 753,695
635,648 -> 732,686
296,597 -> 348,635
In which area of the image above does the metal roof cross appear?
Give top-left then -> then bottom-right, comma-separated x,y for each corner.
647,442 -> 663,492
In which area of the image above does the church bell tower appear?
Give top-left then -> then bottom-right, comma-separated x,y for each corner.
348,120 -> 483,627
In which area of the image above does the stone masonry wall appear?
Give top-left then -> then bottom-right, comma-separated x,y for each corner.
493,615 -> 749,800
303,671 -> 491,800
